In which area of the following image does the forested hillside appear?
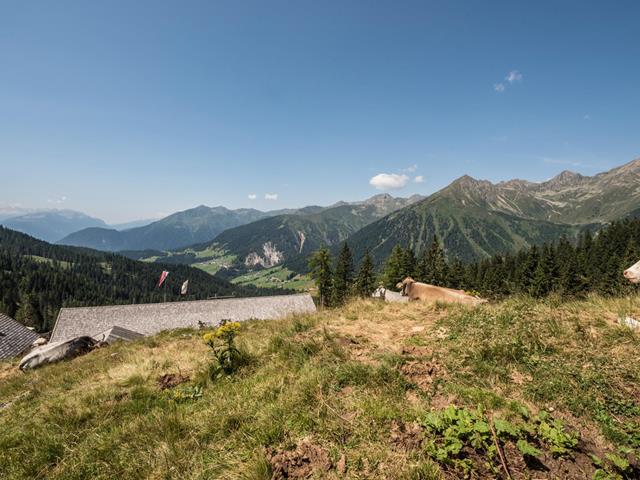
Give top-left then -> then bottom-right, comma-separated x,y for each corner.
375,218 -> 640,298
343,159 -> 640,268
133,195 -> 424,280
0,227 -> 276,332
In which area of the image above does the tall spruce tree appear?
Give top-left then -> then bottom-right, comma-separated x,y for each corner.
332,242 -> 354,305
530,244 -> 557,297
402,247 -> 417,279
516,245 -> 539,293
355,250 -> 376,298
555,236 -> 579,296
383,245 -> 406,288
447,257 -> 465,289
308,246 -> 334,307
419,235 -> 448,286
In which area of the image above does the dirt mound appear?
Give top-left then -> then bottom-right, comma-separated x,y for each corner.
390,420 -> 423,451
400,359 -> 443,391
266,438 -> 333,479
157,373 -> 190,390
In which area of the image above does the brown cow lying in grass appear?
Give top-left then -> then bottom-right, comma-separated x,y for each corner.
396,277 -> 487,305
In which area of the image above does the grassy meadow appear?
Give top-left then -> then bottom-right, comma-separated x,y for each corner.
1,296 -> 639,479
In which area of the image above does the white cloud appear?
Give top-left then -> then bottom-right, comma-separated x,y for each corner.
402,164 -> 418,173
47,195 -> 67,205
265,193 -> 279,200
494,83 -> 506,93
247,194 -> 257,200
505,70 -> 523,83
369,173 -> 410,190
414,175 -> 424,183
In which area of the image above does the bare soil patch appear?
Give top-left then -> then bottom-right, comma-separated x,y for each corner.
266,437 -> 333,479
389,419 -> 424,451
156,372 -> 189,390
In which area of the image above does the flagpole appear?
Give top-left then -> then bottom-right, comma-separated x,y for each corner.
164,277 -> 167,303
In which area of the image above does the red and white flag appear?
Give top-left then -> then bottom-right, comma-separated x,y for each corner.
157,270 -> 169,287
180,280 -> 189,295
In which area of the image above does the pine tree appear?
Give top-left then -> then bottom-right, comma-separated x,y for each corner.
355,250 -> 376,298
530,244 -> 557,297
383,245 -> 406,288
332,242 -> 354,305
555,236 -> 579,296
447,257 -> 465,289
15,295 -> 42,330
308,246 -> 333,307
419,235 -> 448,286
515,245 -> 539,293
402,247 -> 417,279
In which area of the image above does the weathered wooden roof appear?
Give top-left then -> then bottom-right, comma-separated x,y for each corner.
0,313 -> 41,360
50,294 -> 317,342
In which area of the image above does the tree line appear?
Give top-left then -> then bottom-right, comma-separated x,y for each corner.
309,218 -> 640,305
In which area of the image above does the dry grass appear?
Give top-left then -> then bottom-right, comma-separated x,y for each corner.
0,296 -> 639,479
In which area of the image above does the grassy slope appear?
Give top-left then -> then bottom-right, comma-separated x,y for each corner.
231,265 -> 314,291
1,297 -> 639,479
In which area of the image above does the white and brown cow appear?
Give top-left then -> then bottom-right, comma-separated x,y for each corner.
623,260 -> 640,283
396,277 -> 487,305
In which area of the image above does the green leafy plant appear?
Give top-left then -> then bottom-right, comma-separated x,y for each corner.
534,411 -> 579,457
420,406 -> 582,477
421,406 -> 497,476
204,319 -> 243,378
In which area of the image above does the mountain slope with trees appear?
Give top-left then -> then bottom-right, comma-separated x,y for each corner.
132,195 -> 424,278
342,158 -> 640,267
0,227 -> 276,332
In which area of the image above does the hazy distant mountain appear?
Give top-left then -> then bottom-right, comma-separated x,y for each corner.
59,205 -> 276,251
58,195 -> 424,253
110,218 -> 158,231
1,210 -> 107,243
0,206 -> 36,222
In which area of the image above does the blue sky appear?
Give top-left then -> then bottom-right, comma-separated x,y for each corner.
1,0 -> 639,223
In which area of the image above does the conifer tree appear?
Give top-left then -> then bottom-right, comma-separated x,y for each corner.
355,250 -> 376,298
308,246 -> 334,307
447,257 -> 465,289
15,295 -> 42,330
555,237 -> 579,296
530,244 -> 557,297
419,235 -> 448,286
402,247 -> 417,279
332,242 -> 354,305
383,245 -> 406,288
515,245 -> 539,293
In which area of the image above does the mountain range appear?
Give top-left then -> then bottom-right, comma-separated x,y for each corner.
6,159 -> 640,282
344,159 -> 640,265
56,194 -> 423,252
0,210 -> 157,243
0,210 -> 108,243
137,159 -> 640,278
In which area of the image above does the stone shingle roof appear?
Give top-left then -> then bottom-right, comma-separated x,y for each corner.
51,294 -> 317,343
0,313 -> 41,360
